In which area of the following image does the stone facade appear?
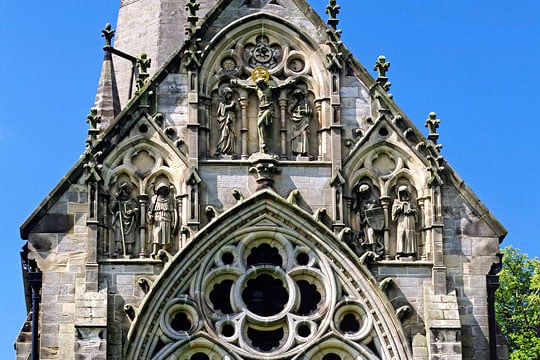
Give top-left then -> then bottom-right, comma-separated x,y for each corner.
16,1 -> 507,359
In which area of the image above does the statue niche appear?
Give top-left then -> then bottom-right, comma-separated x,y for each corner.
109,181 -> 140,258
349,182 -> 385,257
287,87 -> 312,159
214,86 -> 238,159
391,184 -> 418,260
147,178 -> 179,258
231,66 -> 295,154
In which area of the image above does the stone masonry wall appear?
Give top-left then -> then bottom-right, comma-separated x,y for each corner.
27,182 -> 89,359
442,185 -> 501,359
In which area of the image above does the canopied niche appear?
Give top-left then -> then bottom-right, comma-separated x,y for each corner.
345,126 -> 433,262
99,118 -> 188,259
199,14 -> 332,160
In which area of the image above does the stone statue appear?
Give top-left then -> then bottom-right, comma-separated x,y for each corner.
374,55 -> 390,78
231,66 -> 295,153
147,182 -> 177,257
110,182 -> 139,258
216,87 -> 237,156
353,184 -> 384,255
391,185 -> 418,258
288,88 -> 311,157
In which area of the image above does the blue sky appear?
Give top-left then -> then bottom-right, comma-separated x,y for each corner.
1,0 -> 539,357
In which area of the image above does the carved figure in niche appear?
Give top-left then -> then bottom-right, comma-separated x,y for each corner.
147,182 -> 178,257
231,66 -> 295,153
392,185 -> 418,258
288,88 -> 311,157
352,184 -> 385,256
216,87 -> 237,156
110,182 -> 139,258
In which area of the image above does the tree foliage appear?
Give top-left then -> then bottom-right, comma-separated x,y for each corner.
496,246 -> 540,359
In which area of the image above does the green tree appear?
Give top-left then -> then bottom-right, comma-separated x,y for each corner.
496,246 -> 540,359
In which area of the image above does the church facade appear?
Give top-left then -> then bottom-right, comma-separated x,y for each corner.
16,1 -> 507,359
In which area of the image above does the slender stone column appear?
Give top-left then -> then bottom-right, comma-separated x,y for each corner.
279,96 -> 288,158
239,97 -> 248,159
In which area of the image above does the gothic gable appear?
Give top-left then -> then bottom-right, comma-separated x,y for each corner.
124,190 -> 412,359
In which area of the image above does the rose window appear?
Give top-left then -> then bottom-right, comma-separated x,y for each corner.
154,229 -> 380,358
194,231 -> 337,357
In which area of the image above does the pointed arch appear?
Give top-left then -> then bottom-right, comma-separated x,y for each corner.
124,190 -> 413,359
200,13 -> 330,98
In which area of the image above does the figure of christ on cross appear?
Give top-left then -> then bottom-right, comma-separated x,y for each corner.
231,67 -> 295,153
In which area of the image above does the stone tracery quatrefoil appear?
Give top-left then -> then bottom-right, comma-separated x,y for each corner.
156,230 -> 381,358
198,232 -> 334,355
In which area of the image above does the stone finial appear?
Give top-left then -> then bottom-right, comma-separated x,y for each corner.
83,151 -> 103,184
101,23 -> 115,46
374,55 -> 390,78
425,112 -> 440,140
136,52 -> 151,75
186,0 -> 200,27
324,0 -> 343,70
326,0 -> 341,30
86,108 -> 101,131
374,55 -> 391,92
86,108 -> 101,149
425,112 -> 443,152
136,53 -> 151,92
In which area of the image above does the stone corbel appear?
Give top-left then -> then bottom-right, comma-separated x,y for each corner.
249,158 -> 281,190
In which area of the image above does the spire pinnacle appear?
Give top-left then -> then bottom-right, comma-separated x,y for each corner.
93,24 -> 121,129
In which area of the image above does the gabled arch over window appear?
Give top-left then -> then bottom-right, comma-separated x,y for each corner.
124,190 -> 413,359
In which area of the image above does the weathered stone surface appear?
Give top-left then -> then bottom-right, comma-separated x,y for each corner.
17,0 -> 507,359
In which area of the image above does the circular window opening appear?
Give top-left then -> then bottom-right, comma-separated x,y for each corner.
170,311 -> 191,332
339,313 -> 361,333
222,252 -> 234,265
322,354 -> 341,360
297,323 -> 311,338
378,127 -> 389,137
138,124 -> 148,133
190,353 -> 210,360
242,274 -> 288,316
296,252 -> 310,266
222,323 -> 235,338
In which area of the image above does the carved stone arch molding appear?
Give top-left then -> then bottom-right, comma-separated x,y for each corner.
200,14 -> 330,159
104,138 -> 188,193
200,13 -> 329,97
124,190 -> 413,359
